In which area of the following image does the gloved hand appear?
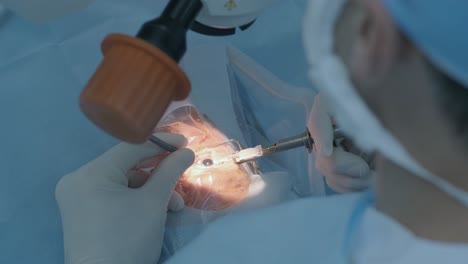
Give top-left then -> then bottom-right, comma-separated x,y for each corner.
55,133 -> 195,264
308,93 -> 374,193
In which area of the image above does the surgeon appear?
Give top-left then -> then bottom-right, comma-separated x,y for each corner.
3,0 -> 467,263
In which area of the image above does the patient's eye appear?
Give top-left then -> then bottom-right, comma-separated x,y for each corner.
127,106 -> 257,211
202,159 -> 214,167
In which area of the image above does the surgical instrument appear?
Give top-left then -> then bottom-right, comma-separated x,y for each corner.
80,0 -> 275,144
234,128 -> 345,164
149,135 -> 178,152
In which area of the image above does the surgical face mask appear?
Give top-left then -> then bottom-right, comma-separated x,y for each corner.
303,0 -> 468,207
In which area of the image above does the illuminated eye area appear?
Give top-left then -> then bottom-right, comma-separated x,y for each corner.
128,106 -> 253,211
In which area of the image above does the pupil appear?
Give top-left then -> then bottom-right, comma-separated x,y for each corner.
203,159 -> 214,166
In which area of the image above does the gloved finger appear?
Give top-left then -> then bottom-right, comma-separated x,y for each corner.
168,191 -> 185,212
325,176 -> 358,193
151,132 -> 189,149
325,171 -> 372,193
331,148 -> 371,179
142,148 -> 195,200
315,147 -> 372,193
308,94 -> 334,157
315,147 -> 370,177
128,153 -> 170,188
100,133 -> 187,174
127,170 -> 150,189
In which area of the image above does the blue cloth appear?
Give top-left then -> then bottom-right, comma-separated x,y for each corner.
382,0 -> 468,86
166,193 -> 364,264
0,0 -> 310,263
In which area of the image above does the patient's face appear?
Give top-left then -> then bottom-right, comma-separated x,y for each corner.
127,106 -> 252,211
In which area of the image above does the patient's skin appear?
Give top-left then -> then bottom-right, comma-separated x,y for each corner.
128,113 -> 251,211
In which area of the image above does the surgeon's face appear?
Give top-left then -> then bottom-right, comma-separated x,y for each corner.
332,0 -> 467,183
334,0 -> 386,118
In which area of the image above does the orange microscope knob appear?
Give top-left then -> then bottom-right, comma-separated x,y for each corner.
79,34 -> 191,144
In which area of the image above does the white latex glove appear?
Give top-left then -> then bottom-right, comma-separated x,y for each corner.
55,133 -> 195,264
308,93 -> 373,193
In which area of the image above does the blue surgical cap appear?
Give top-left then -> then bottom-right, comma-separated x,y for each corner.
382,0 -> 468,87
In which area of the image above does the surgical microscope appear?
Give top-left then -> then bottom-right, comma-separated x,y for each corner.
80,0 -> 344,161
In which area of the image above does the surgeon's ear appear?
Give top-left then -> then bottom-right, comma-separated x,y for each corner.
349,0 -> 404,85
